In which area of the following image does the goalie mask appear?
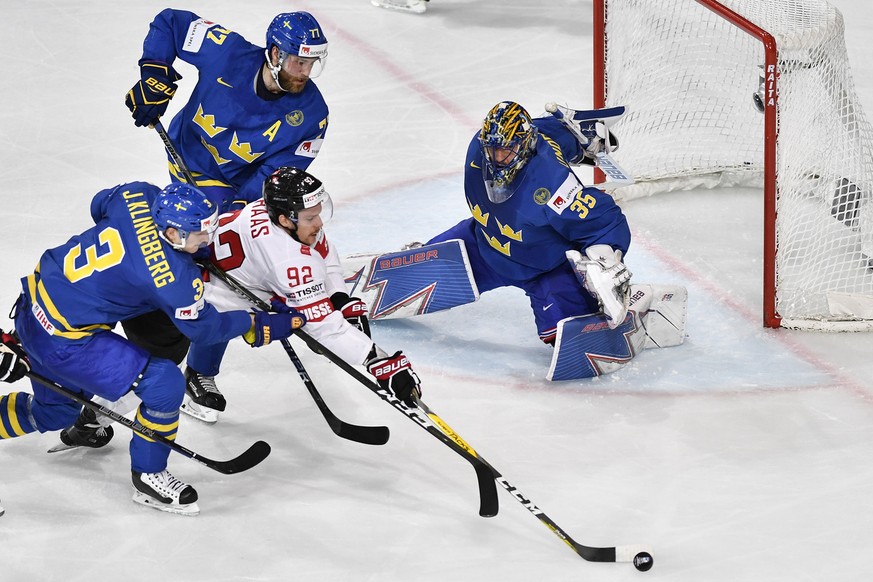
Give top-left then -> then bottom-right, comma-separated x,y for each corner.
151,183 -> 219,250
265,12 -> 329,87
478,101 -> 537,203
263,166 -> 334,227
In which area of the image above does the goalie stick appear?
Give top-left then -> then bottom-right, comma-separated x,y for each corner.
200,261 -> 390,446
27,370 -> 270,475
153,123 -> 388,447
205,262 -> 500,518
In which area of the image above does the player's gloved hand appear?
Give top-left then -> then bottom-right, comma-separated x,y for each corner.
125,60 -> 182,127
331,292 -> 371,337
366,350 -> 421,406
1,331 -> 31,383
244,310 -> 306,347
567,244 -> 632,329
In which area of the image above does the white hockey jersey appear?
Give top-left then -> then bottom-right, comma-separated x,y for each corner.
206,199 -> 373,365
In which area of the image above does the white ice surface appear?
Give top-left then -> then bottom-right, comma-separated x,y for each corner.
2,1 -> 873,580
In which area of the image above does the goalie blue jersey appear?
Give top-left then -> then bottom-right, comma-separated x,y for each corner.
462,121 -> 631,283
21,182 -> 251,345
141,9 -> 329,206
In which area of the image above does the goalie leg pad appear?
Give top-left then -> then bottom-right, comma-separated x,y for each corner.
343,238 -> 480,320
547,310 -> 646,381
630,284 -> 688,349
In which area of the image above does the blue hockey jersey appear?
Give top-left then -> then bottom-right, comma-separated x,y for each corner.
141,9 -> 329,204
462,118 -> 631,283
21,182 -> 251,344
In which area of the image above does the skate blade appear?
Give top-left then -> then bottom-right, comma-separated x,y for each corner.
132,491 -> 200,516
180,395 -> 220,424
371,0 -> 427,14
47,441 -> 82,453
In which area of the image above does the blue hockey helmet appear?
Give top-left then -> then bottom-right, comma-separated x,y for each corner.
265,12 -> 328,79
478,101 -> 538,197
152,183 -> 219,250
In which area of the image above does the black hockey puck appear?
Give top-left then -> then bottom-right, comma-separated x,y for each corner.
633,551 -> 654,572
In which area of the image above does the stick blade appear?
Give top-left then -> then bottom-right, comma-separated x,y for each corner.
206,440 -> 272,475
475,463 -> 499,517
333,421 -> 390,445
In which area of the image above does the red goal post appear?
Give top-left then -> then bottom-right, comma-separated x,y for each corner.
593,0 -> 873,331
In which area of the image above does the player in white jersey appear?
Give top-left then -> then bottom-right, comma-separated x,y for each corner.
181,167 -> 422,422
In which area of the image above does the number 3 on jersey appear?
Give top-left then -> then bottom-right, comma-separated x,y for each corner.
64,227 -> 126,283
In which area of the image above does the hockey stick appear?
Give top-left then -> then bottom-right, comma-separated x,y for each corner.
154,121 -> 197,184
204,262 -> 500,518
26,370 -> 270,475
416,392 -> 653,567
153,123 -> 388,446
199,261 -> 390,446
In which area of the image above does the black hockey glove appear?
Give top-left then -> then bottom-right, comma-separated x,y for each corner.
125,60 -> 182,127
331,292 -> 371,337
244,310 -> 306,348
0,331 -> 30,383
367,350 -> 421,406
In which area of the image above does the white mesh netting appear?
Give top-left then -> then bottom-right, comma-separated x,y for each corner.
601,0 -> 873,330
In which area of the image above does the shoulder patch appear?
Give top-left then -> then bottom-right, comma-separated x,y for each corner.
547,191 -> 570,214
175,297 -> 205,320
183,18 -> 215,53
295,138 -> 322,159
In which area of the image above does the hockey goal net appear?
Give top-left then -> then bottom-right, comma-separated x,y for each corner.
594,0 -> 873,330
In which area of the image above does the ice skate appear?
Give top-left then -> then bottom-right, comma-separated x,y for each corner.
371,0 -> 428,14
47,407 -> 114,453
131,470 -> 199,516
180,367 -> 225,424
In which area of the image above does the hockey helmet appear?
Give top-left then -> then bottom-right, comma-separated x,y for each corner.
152,183 -> 219,250
265,12 -> 328,79
263,167 -> 333,226
478,101 -> 538,195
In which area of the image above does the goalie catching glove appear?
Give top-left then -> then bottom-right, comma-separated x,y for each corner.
366,347 -> 421,406
244,309 -> 307,348
545,103 -> 624,166
567,244 -> 632,329
125,60 -> 182,127
1,330 -> 30,383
